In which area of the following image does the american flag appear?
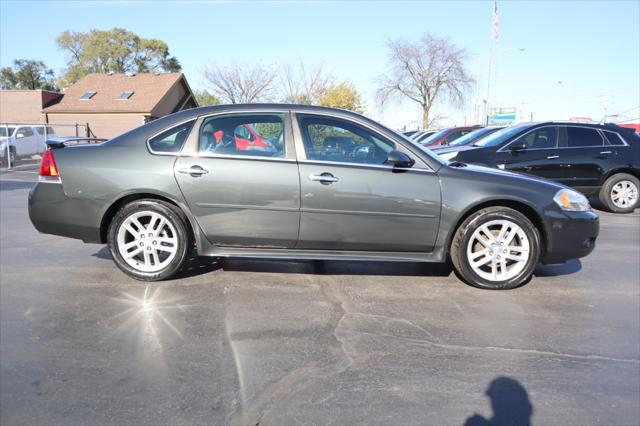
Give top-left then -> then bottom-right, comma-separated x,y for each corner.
493,0 -> 500,40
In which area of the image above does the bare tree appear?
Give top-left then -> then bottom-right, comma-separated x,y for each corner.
280,61 -> 331,104
376,33 -> 474,128
202,63 -> 277,104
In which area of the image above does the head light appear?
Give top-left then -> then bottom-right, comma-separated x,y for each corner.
439,151 -> 458,161
553,189 -> 591,211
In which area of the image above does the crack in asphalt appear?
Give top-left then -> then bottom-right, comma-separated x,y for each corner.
227,278 -> 355,425
225,278 -> 638,425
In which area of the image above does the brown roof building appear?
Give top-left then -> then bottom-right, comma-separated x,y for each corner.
44,72 -> 197,138
0,89 -> 63,124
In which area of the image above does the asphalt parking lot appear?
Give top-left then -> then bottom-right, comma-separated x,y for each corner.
1,166 -> 639,426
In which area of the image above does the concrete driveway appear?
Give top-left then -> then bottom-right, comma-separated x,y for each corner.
1,169 -> 639,425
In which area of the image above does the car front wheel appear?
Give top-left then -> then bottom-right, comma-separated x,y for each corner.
599,173 -> 639,213
451,207 -> 541,290
107,199 -> 192,281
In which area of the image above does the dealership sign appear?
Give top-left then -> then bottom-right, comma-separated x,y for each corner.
489,107 -> 516,125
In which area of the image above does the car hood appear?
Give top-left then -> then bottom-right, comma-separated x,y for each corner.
431,145 -> 481,155
452,162 -> 568,191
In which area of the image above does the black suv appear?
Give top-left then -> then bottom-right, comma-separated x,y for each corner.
433,122 -> 640,213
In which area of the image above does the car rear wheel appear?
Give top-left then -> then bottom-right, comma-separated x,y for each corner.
450,207 -> 541,289
599,173 -> 639,213
107,199 -> 192,281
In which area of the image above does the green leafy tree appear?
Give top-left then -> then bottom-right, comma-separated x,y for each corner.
194,89 -> 220,106
0,59 -> 57,90
56,28 -> 182,85
317,82 -> 365,113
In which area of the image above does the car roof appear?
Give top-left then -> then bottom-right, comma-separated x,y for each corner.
516,121 -> 632,133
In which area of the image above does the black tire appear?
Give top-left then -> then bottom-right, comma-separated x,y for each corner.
450,207 -> 541,290
598,173 -> 640,213
107,199 -> 192,281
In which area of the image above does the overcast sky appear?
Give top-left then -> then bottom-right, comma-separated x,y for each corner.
1,0 -> 638,129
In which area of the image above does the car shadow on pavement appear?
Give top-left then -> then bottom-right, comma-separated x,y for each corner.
533,259 -> 582,277
93,246 -> 582,280
93,246 -> 453,278
177,255 -> 454,278
463,376 -> 533,426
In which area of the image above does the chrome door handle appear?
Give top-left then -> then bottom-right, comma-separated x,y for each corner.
309,173 -> 339,184
599,151 -> 613,155
178,165 -> 209,177
546,155 -> 560,159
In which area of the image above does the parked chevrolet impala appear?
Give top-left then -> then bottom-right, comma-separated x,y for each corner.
29,105 -> 599,289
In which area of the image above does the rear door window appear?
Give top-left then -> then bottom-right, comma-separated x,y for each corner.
199,114 -> 285,158
565,127 -> 604,147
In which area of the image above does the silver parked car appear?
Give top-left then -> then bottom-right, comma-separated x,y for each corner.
29,105 -> 599,289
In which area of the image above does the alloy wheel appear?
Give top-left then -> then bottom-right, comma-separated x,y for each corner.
466,219 -> 530,282
116,210 -> 178,273
610,180 -> 638,209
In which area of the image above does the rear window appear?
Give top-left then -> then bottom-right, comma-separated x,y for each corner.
603,131 -> 625,146
565,127 -> 604,147
148,120 -> 195,154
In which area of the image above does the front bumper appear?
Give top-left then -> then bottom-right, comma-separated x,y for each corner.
541,209 -> 599,264
29,182 -> 102,243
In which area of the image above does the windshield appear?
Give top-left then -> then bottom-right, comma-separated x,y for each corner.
472,124 -> 530,148
0,126 -> 16,137
393,129 -> 448,166
449,127 -> 503,146
420,129 -> 448,144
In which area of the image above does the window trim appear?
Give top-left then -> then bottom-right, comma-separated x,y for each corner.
146,119 -> 196,156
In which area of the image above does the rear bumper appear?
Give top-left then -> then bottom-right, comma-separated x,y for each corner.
28,182 -> 101,243
541,209 -> 599,264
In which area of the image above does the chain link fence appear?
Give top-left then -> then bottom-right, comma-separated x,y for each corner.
1,122 -> 91,169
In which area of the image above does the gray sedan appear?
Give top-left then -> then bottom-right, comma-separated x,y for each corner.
29,105 -> 599,289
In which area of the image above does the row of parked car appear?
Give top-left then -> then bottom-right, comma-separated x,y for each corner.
0,125 -> 56,166
403,122 -> 640,213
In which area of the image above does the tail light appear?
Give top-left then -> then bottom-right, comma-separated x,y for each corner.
38,148 -> 61,183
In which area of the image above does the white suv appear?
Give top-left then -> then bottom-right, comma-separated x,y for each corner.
0,125 -> 55,166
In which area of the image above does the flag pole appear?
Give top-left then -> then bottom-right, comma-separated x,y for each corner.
485,0 -> 499,125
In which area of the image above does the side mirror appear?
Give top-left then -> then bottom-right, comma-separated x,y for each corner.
509,142 -> 527,153
386,150 -> 415,168
16,133 -> 24,139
